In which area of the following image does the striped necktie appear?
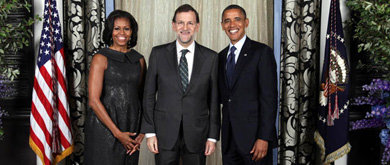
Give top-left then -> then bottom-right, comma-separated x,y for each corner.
179,49 -> 190,92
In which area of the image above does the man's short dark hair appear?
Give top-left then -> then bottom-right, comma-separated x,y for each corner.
103,10 -> 138,48
172,4 -> 200,23
221,4 -> 247,22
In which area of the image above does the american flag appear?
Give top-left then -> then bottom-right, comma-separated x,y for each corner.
29,0 -> 73,164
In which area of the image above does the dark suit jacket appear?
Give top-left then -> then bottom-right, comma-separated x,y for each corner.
141,41 -> 220,153
218,37 -> 277,154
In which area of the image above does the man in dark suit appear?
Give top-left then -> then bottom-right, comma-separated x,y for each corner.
218,5 -> 277,165
141,4 -> 220,165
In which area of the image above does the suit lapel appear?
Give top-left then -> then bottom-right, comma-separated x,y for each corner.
165,41 -> 184,94
231,38 -> 252,88
220,47 -> 229,89
185,42 -> 206,95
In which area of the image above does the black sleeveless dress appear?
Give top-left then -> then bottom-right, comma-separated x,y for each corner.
84,48 -> 144,165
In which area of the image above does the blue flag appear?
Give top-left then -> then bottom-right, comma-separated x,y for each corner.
315,0 -> 351,164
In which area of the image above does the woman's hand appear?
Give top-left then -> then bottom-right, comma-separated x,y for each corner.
135,133 -> 145,145
127,133 -> 145,155
115,131 -> 137,151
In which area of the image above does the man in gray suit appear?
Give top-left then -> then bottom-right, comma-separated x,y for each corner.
141,4 -> 220,165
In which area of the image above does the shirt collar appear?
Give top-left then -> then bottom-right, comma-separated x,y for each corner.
229,35 -> 246,52
103,48 -> 139,63
176,40 -> 195,54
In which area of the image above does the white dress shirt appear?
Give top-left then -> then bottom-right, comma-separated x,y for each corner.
227,35 -> 247,63
145,40 -> 216,143
176,40 -> 195,81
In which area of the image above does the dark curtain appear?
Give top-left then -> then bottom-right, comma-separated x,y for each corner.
278,0 -> 320,164
64,0 -> 105,164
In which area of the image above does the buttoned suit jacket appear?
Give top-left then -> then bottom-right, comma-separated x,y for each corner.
218,37 -> 277,154
141,41 -> 220,153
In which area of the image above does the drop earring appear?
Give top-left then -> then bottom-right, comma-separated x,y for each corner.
128,37 -> 131,46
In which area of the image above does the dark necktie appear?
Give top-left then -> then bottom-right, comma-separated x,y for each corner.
179,49 -> 190,92
226,46 -> 236,87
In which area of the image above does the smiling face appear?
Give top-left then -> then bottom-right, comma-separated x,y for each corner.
112,17 -> 132,48
172,11 -> 199,47
221,8 -> 249,45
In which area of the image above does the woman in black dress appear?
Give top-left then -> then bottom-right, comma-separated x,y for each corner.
85,10 -> 145,165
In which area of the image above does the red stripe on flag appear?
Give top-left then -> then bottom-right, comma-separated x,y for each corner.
33,78 -> 54,120
57,100 -> 70,128
30,127 -> 51,165
54,63 -> 67,96
59,129 -> 71,149
39,66 -> 54,92
56,97 -> 71,130
59,48 -> 65,64
31,102 -> 53,146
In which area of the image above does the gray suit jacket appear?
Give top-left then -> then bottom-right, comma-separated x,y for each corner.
141,41 -> 220,153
